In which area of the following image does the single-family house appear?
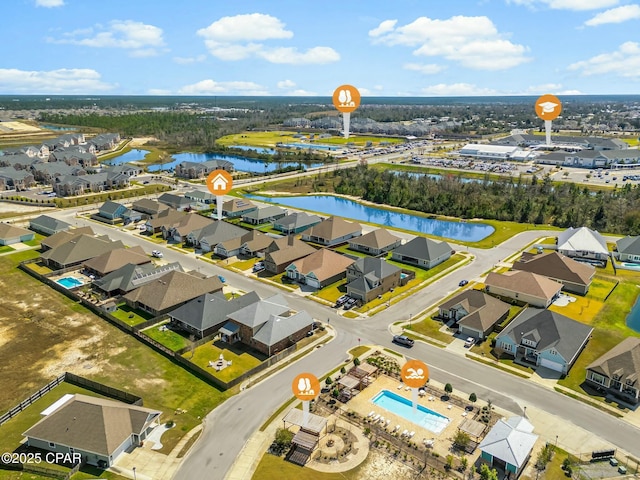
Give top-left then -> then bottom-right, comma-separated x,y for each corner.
239,230 -> 274,257
495,308 -> 593,374
301,216 -> 362,246
23,393 -> 161,468
40,226 -> 94,251
157,193 -> 192,211
97,201 -> 128,222
585,337 -> 640,405
92,262 -> 183,297
123,270 -> 224,316
391,236 -> 453,269
345,257 -> 401,303
616,236 -> 640,264
263,236 -> 317,274
512,251 -> 595,295
168,291 -> 260,338
186,220 -> 247,252
438,290 -> 511,339
29,215 -> 72,236
222,198 -> 257,218
162,214 -> 213,243
184,190 -> 216,206
479,416 -> 538,478
485,271 -> 563,308
557,227 -> 609,265
274,212 -> 322,235
222,294 -> 314,356
82,246 -> 150,277
0,223 -> 35,245
241,205 -> 286,225
143,209 -> 185,234
131,199 -> 170,217
348,228 -> 402,255
285,249 -> 355,289
40,234 -> 125,270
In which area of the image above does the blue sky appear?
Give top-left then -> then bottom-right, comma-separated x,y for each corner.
2,0 -> 640,96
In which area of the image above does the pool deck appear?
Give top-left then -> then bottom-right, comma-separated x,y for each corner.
347,375 -> 471,457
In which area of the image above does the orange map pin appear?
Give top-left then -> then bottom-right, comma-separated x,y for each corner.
535,94 -> 562,121
292,373 -> 320,401
206,169 -> 233,196
401,359 -> 429,389
332,85 -> 361,113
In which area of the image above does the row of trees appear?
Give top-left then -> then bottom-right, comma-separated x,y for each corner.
332,166 -> 640,235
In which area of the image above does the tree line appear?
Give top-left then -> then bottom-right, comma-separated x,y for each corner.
332,166 -> 640,235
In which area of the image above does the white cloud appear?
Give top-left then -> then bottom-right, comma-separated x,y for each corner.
173,55 -> 207,64
420,83 -> 499,96
585,4 -> 640,26
520,84 -> 583,95
508,0 -> 618,9
568,42 -> 640,78
197,13 -> 339,65
404,63 -> 445,74
177,79 -> 269,95
288,89 -> 317,96
370,15 -> 530,70
0,68 -> 115,93
49,20 -> 165,57
35,0 -> 64,7
368,19 -> 397,37
277,80 -> 296,89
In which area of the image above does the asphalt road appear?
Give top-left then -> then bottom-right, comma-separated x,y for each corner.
48,210 -> 640,479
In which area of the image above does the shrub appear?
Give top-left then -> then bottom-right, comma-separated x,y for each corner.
469,392 -> 477,403
444,383 -> 453,395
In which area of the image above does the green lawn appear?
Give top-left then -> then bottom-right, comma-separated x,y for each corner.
348,345 -> 370,359
312,278 -> 347,303
216,131 -> 401,149
548,277 -> 617,324
110,304 -> 154,327
0,245 -> 15,254
252,451 -> 369,480
184,342 -> 263,382
230,257 -> 259,271
333,243 -> 367,257
142,321 -> 190,352
406,317 -> 455,344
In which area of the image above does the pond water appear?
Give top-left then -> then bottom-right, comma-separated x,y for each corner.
245,194 -> 494,242
625,294 -> 640,333
281,142 -> 342,151
147,152 -> 324,173
400,171 -> 489,184
229,145 -> 276,155
41,124 -> 76,131
102,149 -> 150,165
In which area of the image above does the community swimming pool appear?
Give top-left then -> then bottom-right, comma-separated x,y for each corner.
620,262 -> 640,271
372,389 -> 450,434
57,277 -> 84,289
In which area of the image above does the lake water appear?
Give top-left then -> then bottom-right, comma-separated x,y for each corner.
281,142 -> 341,151
625,294 -> 640,333
401,171 -> 488,184
245,194 -> 494,242
41,124 -> 76,131
102,149 -> 150,165
229,145 -> 276,155
147,152 -> 324,173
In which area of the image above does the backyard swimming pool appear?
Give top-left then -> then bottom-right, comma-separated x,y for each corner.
57,277 -> 84,289
372,389 -> 450,434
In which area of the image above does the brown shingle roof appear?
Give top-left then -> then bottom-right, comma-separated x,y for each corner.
513,251 -> 595,286
265,236 -> 316,266
41,226 -> 94,249
40,234 -> 125,267
82,246 -> 150,275
349,228 -> 400,249
170,213 -> 214,237
587,337 -> 640,381
0,223 -> 33,239
290,249 -> 354,282
304,216 -> 361,242
23,394 -> 160,457
485,270 -> 562,301
146,209 -> 185,230
439,290 -> 510,333
123,270 -> 223,312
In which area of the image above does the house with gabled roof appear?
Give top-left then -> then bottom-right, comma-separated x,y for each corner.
92,262 -> 183,297
495,308 -> 593,374
82,246 -> 150,277
274,212 -> 322,234
391,236 -> 453,269
131,199 -> 170,217
241,205 -> 287,225
512,251 -> 595,295
438,290 -> 510,339
32,162 -> 86,183
158,193 -> 192,211
557,227 -> 609,265
41,234 -> 125,270
0,223 -> 35,245
168,291 -> 260,338
29,215 -> 72,236
222,198 -> 257,218
348,228 -> 401,255
163,213 -> 213,243
186,220 -> 247,252
485,271 -> 562,308
263,236 -> 317,274
345,257 -> 401,303
143,209 -> 185,234
184,190 -> 216,205
40,226 -> 94,251
616,236 -> 640,264
97,201 -> 128,222
175,159 -> 234,179
123,270 -> 223,316
479,416 -> 538,477
239,230 -> 274,257
286,249 -> 355,289
586,337 -> 640,405
0,166 -> 36,191
23,393 -> 161,468
301,216 -> 362,246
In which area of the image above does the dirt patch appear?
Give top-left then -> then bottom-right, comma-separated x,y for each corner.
129,137 -> 158,147
357,450 -> 418,480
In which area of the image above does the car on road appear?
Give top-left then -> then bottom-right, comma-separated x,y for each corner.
392,335 -> 415,348
464,337 -> 475,348
218,275 -> 226,283
459,279 -> 469,287
151,250 -> 163,258
143,181 -> 150,184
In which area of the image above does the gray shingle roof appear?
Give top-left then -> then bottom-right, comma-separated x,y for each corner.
392,237 -> 452,261
348,228 -> 401,250
93,262 -> 183,294
40,234 -> 125,267
252,311 -> 313,347
29,215 -> 72,234
478,416 -> 538,469
617,236 -> 640,256
227,294 -> 290,329
274,212 -> 322,230
587,337 -> 640,382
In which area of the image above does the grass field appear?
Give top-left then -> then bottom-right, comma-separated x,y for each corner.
110,303 -> 154,326
216,131 -> 402,149
143,321 -> 190,352
185,342 -> 263,382
0,250 -> 232,455
548,277 -> 617,324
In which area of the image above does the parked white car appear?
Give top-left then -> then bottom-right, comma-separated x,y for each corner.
152,250 -> 163,258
